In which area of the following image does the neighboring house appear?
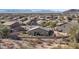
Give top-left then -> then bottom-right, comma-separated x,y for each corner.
27,26 -> 54,36
2,21 -> 24,31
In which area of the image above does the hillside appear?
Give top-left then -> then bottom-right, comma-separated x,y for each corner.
63,9 -> 79,14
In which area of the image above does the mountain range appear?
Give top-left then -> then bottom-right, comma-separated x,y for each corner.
63,9 -> 79,13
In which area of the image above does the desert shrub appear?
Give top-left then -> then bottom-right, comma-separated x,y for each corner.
68,42 -> 79,49
41,21 -> 47,27
67,25 -> 79,48
59,16 -> 65,21
0,25 -> 10,38
22,31 -> 27,34
0,20 -> 5,24
77,18 -> 79,23
67,17 -> 72,22
68,25 -> 79,43
41,20 -> 57,28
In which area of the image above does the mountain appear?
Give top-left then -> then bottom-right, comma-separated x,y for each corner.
0,9 -> 64,13
63,9 -> 79,14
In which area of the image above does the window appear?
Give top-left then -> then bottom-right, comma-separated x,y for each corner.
34,32 -> 40,36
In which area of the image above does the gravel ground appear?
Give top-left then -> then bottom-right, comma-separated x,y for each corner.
0,39 -> 73,49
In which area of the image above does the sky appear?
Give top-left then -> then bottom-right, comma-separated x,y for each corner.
0,9 -> 67,12
0,0 -> 78,9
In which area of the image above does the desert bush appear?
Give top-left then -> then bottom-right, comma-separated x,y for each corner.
0,25 -> 10,38
68,42 -> 79,49
41,20 -> 57,28
59,16 -> 65,21
67,17 -> 72,22
68,25 -> 79,43
77,18 -> 79,23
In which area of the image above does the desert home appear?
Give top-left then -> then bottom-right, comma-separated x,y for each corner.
27,26 -> 54,36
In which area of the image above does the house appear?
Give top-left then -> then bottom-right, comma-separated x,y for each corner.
27,26 -> 54,36
2,21 -> 24,31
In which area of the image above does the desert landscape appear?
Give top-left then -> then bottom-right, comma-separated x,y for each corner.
0,9 -> 79,49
